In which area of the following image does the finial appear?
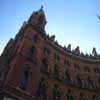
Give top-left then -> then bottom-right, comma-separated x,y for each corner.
41,0 -> 44,9
97,12 -> 100,20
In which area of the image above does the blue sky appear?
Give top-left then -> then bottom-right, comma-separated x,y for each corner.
0,0 -> 100,55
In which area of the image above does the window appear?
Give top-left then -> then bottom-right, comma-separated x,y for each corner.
53,84 -> 61,100
87,76 -> 94,89
66,89 -> 74,100
84,66 -> 90,73
92,95 -> 97,100
44,46 -> 50,56
40,58 -> 48,74
74,64 -> 80,72
19,70 -> 29,90
54,52 -> 60,63
94,68 -> 100,74
65,70 -> 71,84
32,34 -> 38,44
27,46 -> 36,62
64,59 -> 70,66
98,77 -> 100,84
53,64 -> 59,80
76,75 -> 82,87
36,78 -> 47,100
78,93 -> 84,100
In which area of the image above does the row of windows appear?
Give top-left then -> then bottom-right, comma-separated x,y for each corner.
43,46 -> 100,75
40,59 -> 100,90
31,35 -> 100,75
25,45 -> 100,91
36,78 -> 98,100
18,71 -> 98,100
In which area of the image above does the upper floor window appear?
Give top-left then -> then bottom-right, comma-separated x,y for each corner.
54,52 -> 60,63
44,46 -> 50,56
74,63 -> 80,73
32,34 -> 38,44
19,70 -> 29,90
52,84 -> 61,100
78,93 -> 84,100
84,66 -> 90,73
27,46 -> 36,62
87,76 -> 94,89
36,78 -> 47,100
98,77 -> 100,84
40,58 -> 48,74
65,70 -> 72,84
53,64 -> 59,80
64,58 -> 70,66
94,68 -> 100,74
92,95 -> 97,100
66,89 -> 74,100
76,74 -> 82,87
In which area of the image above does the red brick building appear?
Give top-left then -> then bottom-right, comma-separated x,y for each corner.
0,7 -> 100,100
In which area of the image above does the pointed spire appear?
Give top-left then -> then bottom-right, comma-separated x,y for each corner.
92,47 -> 97,56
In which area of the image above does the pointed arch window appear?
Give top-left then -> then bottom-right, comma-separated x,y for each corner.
54,52 -> 60,63
76,74 -> 82,87
66,89 -> 74,100
78,93 -> 84,100
36,78 -> 47,100
52,84 -> 61,100
19,70 -> 29,90
65,70 -> 71,84
53,64 -> 59,80
40,58 -> 48,74
27,46 -> 36,62
92,95 -> 97,100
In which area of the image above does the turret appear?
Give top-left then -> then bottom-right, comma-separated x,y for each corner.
92,47 -> 97,56
28,6 -> 47,31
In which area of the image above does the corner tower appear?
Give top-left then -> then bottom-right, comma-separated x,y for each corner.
28,6 -> 47,32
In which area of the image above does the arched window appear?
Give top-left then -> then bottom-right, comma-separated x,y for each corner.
54,52 -> 60,63
44,46 -> 50,56
36,78 -> 47,100
40,58 -> 48,74
52,84 -> 61,100
53,64 -> 59,80
65,70 -> 71,84
78,93 -> 84,100
92,95 -> 97,100
66,89 -> 74,100
87,76 -> 94,89
19,70 -> 29,90
27,46 -> 36,62
76,75 -> 82,87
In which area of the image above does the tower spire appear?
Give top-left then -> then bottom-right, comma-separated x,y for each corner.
41,0 -> 44,8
